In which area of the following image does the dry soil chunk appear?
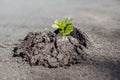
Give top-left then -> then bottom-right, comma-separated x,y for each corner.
13,28 -> 89,68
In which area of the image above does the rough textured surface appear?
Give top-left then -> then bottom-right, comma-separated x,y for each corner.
0,0 -> 120,80
13,28 -> 89,68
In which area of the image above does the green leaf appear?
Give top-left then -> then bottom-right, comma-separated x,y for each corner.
64,24 -> 73,35
59,30 -> 64,35
60,21 -> 67,29
65,17 -> 72,24
56,21 -> 66,29
55,20 -> 59,24
51,17 -> 74,36
52,24 -> 59,28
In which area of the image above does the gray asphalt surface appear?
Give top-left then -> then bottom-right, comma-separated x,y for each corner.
0,0 -> 120,80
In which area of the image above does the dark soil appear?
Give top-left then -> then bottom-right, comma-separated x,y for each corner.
13,28 -> 89,68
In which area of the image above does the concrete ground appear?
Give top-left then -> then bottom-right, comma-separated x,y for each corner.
0,0 -> 120,80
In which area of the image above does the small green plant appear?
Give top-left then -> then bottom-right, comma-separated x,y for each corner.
52,17 -> 74,36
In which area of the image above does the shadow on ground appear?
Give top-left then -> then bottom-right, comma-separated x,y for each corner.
81,56 -> 120,80
112,28 -> 120,39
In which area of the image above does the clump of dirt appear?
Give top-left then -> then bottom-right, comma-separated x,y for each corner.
13,28 -> 90,68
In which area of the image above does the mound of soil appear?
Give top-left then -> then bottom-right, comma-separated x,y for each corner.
13,28 -> 89,68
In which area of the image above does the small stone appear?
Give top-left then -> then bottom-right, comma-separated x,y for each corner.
48,58 -> 58,67
57,54 -> 64,61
